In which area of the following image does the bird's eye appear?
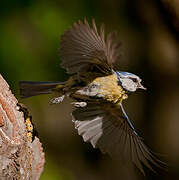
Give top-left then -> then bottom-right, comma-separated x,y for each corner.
132,78 -> 137,83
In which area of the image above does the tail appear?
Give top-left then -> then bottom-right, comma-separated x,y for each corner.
19,81 -> 64,98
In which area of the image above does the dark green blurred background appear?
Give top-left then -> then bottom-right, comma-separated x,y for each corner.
0,0 -> 179,179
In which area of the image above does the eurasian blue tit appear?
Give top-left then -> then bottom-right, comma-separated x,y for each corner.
20,19 -> 163,175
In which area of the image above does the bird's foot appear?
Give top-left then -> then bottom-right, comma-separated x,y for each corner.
50,95 -> 65,104
72,101 -> 87,108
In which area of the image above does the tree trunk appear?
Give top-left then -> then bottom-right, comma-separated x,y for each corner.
0,74 -> 45,180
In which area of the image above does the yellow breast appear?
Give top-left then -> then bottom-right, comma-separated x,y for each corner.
93,74 -> 128,104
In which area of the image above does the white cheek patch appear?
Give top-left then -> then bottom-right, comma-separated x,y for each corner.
122,79 -> 136,92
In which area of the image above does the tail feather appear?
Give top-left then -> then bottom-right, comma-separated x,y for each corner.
19,81 -> 64,98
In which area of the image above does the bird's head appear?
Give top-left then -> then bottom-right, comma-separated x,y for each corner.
114,71 -> 146,92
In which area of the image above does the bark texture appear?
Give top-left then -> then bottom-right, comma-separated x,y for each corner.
0,74 -> 45,180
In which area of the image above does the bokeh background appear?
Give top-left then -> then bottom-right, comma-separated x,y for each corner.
0,0 -> 179,179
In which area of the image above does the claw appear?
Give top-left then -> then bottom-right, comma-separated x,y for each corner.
72,102 -> 87,108
50,95 -> 65,104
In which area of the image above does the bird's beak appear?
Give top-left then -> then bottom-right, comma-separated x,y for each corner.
138,83 -> 147,90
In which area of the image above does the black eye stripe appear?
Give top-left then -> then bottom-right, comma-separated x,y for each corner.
130,78 -> 137,82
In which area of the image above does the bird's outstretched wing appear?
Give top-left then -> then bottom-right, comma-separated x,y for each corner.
60,19 -> 121,75
72,102 -> 162,175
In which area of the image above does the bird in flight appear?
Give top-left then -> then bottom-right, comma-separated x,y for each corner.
20,19 -> 163,175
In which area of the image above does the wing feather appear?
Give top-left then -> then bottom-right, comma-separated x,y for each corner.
72,102 -> 163,174
60,19 -> 121,74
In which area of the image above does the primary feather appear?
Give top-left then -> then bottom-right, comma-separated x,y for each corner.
72,102 -> 163,175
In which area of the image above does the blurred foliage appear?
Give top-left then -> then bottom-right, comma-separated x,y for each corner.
0,0 -> 179,180
40,155 -> 73,180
